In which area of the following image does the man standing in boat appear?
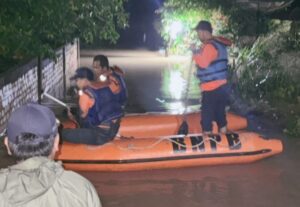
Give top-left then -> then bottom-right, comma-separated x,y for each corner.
0,103 -> 101,206
92,55 -> 128,108
62,67 -> 123,145
192,20 -> 232,134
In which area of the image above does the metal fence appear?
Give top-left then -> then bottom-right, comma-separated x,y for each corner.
0,39 -> 79,132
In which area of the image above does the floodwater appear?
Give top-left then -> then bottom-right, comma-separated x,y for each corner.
1,50 -> 300,207
80,151 -> 298,207
78,50 -> 300,207
81,50 -> 201,114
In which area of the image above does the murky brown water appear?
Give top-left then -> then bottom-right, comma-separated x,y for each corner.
78,50 -> 300,207
1,50 -> 299,207
78,138 -> 300,207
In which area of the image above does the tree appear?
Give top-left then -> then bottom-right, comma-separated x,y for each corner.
0,0 -> 128,62
160,0 -> 293,53
159,2 -> 229,55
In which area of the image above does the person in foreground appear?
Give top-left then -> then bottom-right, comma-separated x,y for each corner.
62,67 -> 123,145
0,103 -> 101,207
193,20 -> 232,135
92,54 -> 128,108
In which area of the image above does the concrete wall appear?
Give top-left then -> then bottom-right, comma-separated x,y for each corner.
0,40 -> 79,132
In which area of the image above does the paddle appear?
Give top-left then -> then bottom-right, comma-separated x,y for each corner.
42,91 -> 79,127
0,129 -> 6,138
42,92 -> 69,108
0,93 -> 64,139
177,55 -> 194,135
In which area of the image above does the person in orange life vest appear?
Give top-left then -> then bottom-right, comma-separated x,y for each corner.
92,55 -> 128,108
62,67 -> 124,145
192,20 -> 232,134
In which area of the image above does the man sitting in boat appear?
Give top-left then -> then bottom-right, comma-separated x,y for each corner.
62,67 -> 123,145
92,54 -> 128,108
0,103 -> 100,206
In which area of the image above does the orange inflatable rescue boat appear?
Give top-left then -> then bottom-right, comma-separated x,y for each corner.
56,112 -> 283,171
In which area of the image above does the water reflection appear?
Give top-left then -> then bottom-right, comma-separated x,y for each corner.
0,52 -> 297,207
160,62 -> 201,113
77,52 -> 297,207
166,70 -> 185,100
75,52 -> 299,207
164,101 -> 185,113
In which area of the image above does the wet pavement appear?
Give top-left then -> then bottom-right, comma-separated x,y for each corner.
1,50 -> 300,207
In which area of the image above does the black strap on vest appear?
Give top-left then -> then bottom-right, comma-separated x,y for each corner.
210,58 -> 228,65
198,68 -> 227,78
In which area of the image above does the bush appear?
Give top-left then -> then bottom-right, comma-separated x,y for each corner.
159,6 -> 229,55
235,24 -> 300,137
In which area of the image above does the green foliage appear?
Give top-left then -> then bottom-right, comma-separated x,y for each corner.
235,28 -> 300,137
160,6 -> 229,55
160,0 -> 285,54
280,32 -> 300,52
237,27 -> 300,103
225,7 -> 270,37
284,115 -> 300,138
0,0 -> 128,62
163,0 -> 289,35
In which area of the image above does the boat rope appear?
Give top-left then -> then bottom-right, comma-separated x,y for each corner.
113,134 -> 241,151
117,133 -> 210,140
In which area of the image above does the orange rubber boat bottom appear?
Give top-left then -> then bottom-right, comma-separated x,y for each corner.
57,131 -> 283,171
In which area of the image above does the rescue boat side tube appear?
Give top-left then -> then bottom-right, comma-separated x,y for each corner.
57,132 -> 283,171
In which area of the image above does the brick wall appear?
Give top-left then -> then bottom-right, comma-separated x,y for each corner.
0,40 -> 79,132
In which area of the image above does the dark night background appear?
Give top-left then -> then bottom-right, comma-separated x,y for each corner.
117,0 -> 164,50
84,0 -> 300,49
118,0 -> 300,49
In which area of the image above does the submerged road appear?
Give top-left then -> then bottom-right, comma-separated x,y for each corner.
81,49 -> 200,114
77,49 -> 300,207
0,50 -> 299,207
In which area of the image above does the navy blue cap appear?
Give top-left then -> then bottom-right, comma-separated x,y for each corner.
70,67 -> 94,81
195,20 -> 213,33
6,103 -> 57,144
